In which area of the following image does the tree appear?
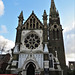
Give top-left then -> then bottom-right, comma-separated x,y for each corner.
67,69 -> 75,75
0,41 -> 7,54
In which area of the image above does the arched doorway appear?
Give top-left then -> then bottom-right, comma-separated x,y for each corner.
27,63 -> 35,75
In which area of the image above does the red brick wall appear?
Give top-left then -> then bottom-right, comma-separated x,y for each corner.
0,74 -> 18,75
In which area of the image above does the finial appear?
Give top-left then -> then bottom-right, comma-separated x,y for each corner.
44,10 -> 47,15
43,10 -> 47,17
51,0 -> 54,2
32,10 -> 34,14
44,10 -> 46,13
18,11 -> 23,19
43,10 -> 47,20
18,11 -> 24,26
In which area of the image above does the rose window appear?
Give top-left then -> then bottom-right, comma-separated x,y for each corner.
24,33 -> 40,49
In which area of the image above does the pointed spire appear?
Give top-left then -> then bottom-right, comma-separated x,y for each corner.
43,10 -> 47,19
18,11 -> 24,21
49,0 -> 59,19
43,10 -> 48,43
49,0 -> 60,25
18,11 -> 24,26
42,10 -> 47,27
50,0 -> 56,13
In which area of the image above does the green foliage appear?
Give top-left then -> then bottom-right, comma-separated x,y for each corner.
67,69 -> 75,75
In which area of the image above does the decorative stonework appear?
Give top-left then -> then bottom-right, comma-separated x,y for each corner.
24,32 -> 40,49
6,0 -> 67,75
20,30 -> 43,51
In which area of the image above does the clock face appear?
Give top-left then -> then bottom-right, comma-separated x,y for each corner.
24,33 -> 40,49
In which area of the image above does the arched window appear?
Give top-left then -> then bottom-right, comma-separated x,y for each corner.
33,18 -> 35,23
49,54 -> 54,68
30,19 -> 32,24
53,30 -> 55,40
40,26 -> 42,29
26,23 -> 29,29
57,29 -> 59,39
23,27 -> 25,29
36,22 -> 39,29
30,24 -> 32,29
33,24 -> 35,29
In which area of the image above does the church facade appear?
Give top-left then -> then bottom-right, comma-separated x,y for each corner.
7,0 -> 67,75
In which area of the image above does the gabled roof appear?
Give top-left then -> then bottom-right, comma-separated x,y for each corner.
22,11 -> 43,29
24,11 -> 43,25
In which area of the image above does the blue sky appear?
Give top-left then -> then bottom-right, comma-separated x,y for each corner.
0,0 -> 75,65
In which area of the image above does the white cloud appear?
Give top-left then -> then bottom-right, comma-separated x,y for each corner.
0,0 -> 4,16
64,21 -> 75,33
66,53 -> 75,65
66,34 -> 75,53
0,25 -> 8,33
63,21 -> 75,65
0,35 -> 15,54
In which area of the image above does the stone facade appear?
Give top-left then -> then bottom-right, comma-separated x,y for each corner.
7,0 -> 68,75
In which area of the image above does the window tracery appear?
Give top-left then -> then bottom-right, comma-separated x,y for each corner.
24,33 -> 40,49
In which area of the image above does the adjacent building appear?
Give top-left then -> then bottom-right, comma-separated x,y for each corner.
0,53 -> 10,73
69,61 -> 75,70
